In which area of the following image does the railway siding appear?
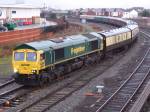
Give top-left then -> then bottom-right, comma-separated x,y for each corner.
94,48 -> 150,112
70,32 -> 149,112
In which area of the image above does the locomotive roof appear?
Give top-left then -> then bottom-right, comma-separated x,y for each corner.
99,27 -> 130,37
14,32 -> 102,51
126,24 -> 138,30
81,15 -> 128,23
93,16 -> 128,24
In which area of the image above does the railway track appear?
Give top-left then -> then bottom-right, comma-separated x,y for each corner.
2,21 -> 122,112
22,72 -> 98,112
2,22 -> 140,112
5,49 -> 126,112
17,67 -> 114,112
91,31 -> 150,112
0,79 -> 26,108
140,30 -> 150,42
0,79 -> 15,88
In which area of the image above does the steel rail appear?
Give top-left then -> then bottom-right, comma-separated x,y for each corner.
95,48 -> 150,112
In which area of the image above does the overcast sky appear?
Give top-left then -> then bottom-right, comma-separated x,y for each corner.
0,0 -> 149,9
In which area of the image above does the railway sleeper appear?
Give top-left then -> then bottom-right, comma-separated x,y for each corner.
101,107 -> 122,112
59,88 -> 74,92
110,98 -> 128,104
45,98 -> 59,103
105,103 -> 124,108
36,102 -> 51,106
131,73 -> 146,77
108,103 -> 125,108
119,89 -> 135,94
136,68 -> 150,73
34,103 -> 48,107
126,82 -> 143,87
72,81 -> 85,85
50,95 -> 65,100
122,86 -> 138,90
55,90 -> 71,95
141,64 -> 150,68
128,78 -> 145,84
69,83 -> 84,88
78,76 -> 92,80
26,109 -> 40,112
36,100 -> 55,105
113,95 -> 130,101
117,92 -> 135,97
27,107 -> 44,112
43,99 -> 58,103
125,82 -> 140,87
110,98 -> 128,103
130,74 -> 146,79
53,94 -> 66,98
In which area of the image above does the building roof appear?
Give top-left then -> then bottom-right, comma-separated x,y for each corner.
0,4 -> 42,9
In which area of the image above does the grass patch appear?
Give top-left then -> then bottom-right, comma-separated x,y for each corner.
0,56 -> 13,76
0,46 -> 14,76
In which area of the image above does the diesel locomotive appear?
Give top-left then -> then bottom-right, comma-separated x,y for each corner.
12,16 -> 139,85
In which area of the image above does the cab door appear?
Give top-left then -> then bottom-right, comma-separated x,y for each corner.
45,50 -> 52,66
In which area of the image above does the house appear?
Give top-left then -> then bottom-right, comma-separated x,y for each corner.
123,9 -> 138,18
111,8 -> 124,17
94,8 -> 124,17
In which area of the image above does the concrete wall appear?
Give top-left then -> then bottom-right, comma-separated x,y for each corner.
0,28 -> 51,45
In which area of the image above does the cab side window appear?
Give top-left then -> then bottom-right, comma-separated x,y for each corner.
40,53 -> 45,60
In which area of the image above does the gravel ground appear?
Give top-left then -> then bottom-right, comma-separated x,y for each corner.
141,96 -> 150,112
46,34 -> 146,112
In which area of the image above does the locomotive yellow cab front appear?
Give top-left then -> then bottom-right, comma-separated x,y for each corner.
12,49 -> 40,75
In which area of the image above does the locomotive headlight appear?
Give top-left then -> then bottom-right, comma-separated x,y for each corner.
32,70 -> 36,73
14,68 -> 18,73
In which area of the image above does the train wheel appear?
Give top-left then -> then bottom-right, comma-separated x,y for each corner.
65,65 -> 72,73
39,79 -> 44,87
38,75 -> 44,87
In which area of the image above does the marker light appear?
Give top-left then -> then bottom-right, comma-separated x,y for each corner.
14,68 -> 18,73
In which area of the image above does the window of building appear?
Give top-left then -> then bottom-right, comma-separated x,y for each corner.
12,11 -> 16,14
